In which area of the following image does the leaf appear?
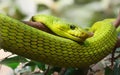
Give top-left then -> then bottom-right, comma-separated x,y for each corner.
24,61 -> 46,71
24,61 -> 36,71
34,61 -> 46,71
64,68 -> 74,75
104,66 -> 114,75
37,4 -> 48,11
114,59 -> 120,75
0,56 -> 28,69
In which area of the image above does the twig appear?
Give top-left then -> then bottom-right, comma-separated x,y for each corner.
111,47 -> 116,67
59,68 -> 67,75
110,12 -> 120,68
23,21 -> 54,34
44,65 -> 50,75
113,12 -> 120,28
116,36 -> 120,48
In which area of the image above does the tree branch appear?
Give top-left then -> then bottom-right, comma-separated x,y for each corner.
113,12 -> 120,28
22,21 -> 54,34
59,68 -> 67,75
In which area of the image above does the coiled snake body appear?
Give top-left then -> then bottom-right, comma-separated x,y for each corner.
0,14 -> 118,68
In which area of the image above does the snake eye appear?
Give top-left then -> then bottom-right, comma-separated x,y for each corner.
70,25 -> 76,30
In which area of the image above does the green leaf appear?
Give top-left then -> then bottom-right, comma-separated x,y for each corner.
33,61 -> 46,71
105,66 -> 114,75
24,61 -> 46,71
114,60 -> 120,75
24,61 -> 36,71
64,68 -> 74,75
37,4 -> 48,11
4,62 -> 19,69
0,56 -> 28,69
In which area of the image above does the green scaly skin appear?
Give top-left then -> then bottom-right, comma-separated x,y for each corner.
0,14 -> 118,68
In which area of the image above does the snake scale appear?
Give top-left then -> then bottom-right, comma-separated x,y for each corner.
0,14 -> 118,68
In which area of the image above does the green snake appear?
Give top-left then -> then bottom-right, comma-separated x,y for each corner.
0,14 -> 118,68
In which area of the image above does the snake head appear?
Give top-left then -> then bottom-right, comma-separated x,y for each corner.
31,15 -> 92,42
52,23 -> 92,42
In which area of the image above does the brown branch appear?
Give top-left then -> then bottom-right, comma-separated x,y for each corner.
113,12 -> 120,28
59,68 -> 67,75
110,12 -> 120,68
22,21 -> 54,34
111,47 -> 116,67
44,65 -> 50,75
116,36 -> 120,48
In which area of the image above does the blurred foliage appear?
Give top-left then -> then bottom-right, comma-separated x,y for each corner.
74,0 -> 100,4
0,56 -> 27,69
12,8 -> 26,20
37,4 -> 49,12
0,0 -> 120,75
89,11 -> 116,26
24,61 -> 46,71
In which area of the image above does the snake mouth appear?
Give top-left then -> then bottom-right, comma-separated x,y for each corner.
58,27 -> 93,42
58,27 -> 93,41
70,33 -> 84,39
